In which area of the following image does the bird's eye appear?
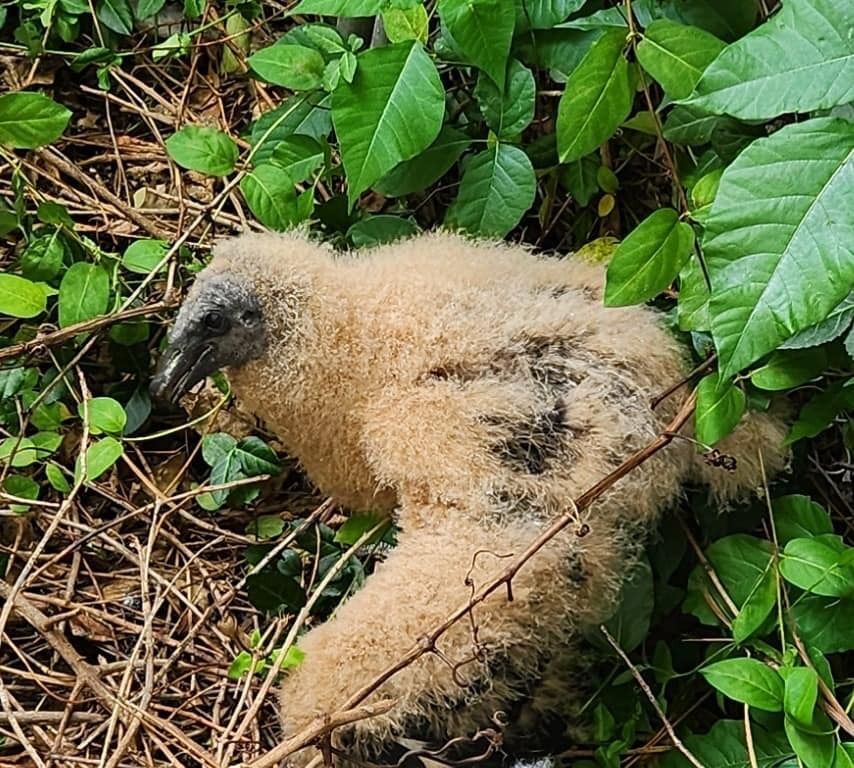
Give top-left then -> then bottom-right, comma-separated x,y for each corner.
204,310 -> 229,334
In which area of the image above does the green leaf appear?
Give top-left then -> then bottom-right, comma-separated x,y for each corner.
694,372 -> 745,445
704,118 -> 854,378
382,4 -> 428,43
375,125 -> 471,197
793,594 -> 854,654
2,475 -> 39,513
79,397 -> 127,435
235,436 -> 281,476
731,557 -> 777,643
0,274 -> 47,319
685,534 -> 773,627
165,125 -> 239,177
558,153 -> 599,206
474,59 -> 536,139
0,437 -> 38,468
270,136 -> 325,183
21,232 -> 66,282
773,495 -> 833,544
291,0 -> 385,14
96,0 -> 133,34
247,514 -> 286,540
785,380 -> 854,445
334,511 -> 390,545
348,215 -> 418,248
444,143 -> 536,238
280,24 -> 346,59
332,42 -> 444,206
249,44 -> 326,91
677,256 -> 711,331
0,92 -> 72,149
600,558 -> 654,653
246,570 -> 306,612
658,719 -> 792,768
685,0 -> 854,120
604,208 -> 694,307
784,712 -> 836,768
438,0 -> 515,88
201,433 -> 237,466
781,293 -> 854,350
750,348 -> 828,391
557,28 -> 633,163
701,658 -> 784,711
58,263 -> 110,328
637,20 -> 725,100
205,448 -> 244,508
781,536 -> 854,598
77,436 -> 124,482
46,463 -> 71,493
520,0 -> 585,30
122,239 -> 169,274
783,667 -> 819,727
249,95 -> 332,164
240,164 -> 299,231
136,0 -> 167,19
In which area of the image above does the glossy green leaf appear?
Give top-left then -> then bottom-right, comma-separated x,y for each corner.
249,95 -> 332,164
0,92 -> 71,149
58,263 -> 110,328
474,59 -> 536,138
772,495 -> 833,544
165,125 -> 239,177
520,0 -> 585,30
0,274 -> 47,319
444,143 -> 536,238
291,0 -> 384,14
375,125 -> 471,197
685,0 -> 854,119
781,293 -> 854,350
704,118 -> 854,378
732,556 -> 777,643
122,239 -> 169,274
694,372 -> 746,445
249,44 -> 326,91
79,397 -> 127,435
750,348 -> 827,391
438,0 -> 516,87
701,658 -> 784,711
604,208 -> 694,307
241,165 -> 299,231
332,42 -> 444,205
781,535 -> 854,598
783,666 -> 819,727
637,20 -> 725,100
557,28 -> 633,163
677,256 -> 711,331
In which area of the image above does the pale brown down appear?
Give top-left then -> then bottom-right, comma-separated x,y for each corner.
197,231 -> 788,763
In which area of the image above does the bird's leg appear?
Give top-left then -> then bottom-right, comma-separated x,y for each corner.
279,506 -> 615,766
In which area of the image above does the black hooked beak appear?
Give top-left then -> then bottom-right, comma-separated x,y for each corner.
149,341 -> 215,404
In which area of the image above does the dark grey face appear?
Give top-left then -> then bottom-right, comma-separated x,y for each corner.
150,272 -> 265,403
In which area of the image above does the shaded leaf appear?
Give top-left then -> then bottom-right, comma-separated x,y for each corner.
96,0 -> 133,35
438,0 -> 515,87
750,348 -> 827,391
474,59 -> 536,138
792,594 -> 854,654
348,215 -> 418,248
773,495 -> 833,545
235,436 -> 282,476
658,718 -> 792,768
783,666 -> 819,727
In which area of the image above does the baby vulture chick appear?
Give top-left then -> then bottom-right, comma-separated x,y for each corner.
152,232 -> 787,764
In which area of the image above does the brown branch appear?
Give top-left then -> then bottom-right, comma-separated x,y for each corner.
246,392 -> 697,768
600,626 -> 705,768
0,300 -> 177,363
